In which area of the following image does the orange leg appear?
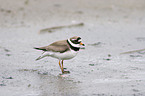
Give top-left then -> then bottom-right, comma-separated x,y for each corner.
59,60 -> 64,73
61,60 -> 64,71
61,60 -> 70,74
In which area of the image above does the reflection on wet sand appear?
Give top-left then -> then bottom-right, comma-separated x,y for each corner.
37,73 -> 80,96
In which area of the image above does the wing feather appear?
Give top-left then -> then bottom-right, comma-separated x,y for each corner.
35,40 -> 69,53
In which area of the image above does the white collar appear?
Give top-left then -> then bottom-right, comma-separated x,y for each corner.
67,39 -> 80,48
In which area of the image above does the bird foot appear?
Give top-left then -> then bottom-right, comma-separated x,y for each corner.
62,71 -> 70,74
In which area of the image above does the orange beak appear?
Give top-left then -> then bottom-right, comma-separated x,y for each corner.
79,42 -> 85,49
80,42 -> 85,46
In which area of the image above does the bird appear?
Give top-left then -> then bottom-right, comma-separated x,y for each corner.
34,36 -> 85,74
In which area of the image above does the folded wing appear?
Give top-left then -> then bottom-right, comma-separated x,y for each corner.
34,40 -> 69,53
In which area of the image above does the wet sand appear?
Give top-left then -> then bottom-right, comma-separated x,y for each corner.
0,0 -> 145,96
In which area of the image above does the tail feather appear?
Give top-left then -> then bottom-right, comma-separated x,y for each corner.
34,47 -> 47,51
34,47 -> 40,50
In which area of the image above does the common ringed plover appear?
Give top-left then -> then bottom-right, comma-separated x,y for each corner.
34,36 -> 85,74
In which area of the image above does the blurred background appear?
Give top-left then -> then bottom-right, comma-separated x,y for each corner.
0,0 -> 145,96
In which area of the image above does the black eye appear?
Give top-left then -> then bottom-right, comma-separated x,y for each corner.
72,40 -> 80,44
74,40 -> 78,43
77,37 -> 81,41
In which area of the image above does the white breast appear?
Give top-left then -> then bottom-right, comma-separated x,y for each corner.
44,50 -> 78,60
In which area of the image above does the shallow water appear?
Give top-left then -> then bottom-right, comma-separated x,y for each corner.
0,0 -> 145,96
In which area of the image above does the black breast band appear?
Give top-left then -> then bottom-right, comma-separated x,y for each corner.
67,40 -> 80,51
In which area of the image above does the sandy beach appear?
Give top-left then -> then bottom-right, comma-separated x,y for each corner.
0,0 -> 145,96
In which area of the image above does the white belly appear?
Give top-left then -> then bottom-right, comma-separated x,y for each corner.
45,50 -> 78,60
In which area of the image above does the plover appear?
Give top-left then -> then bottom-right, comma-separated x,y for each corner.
34,36 -> 85,74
